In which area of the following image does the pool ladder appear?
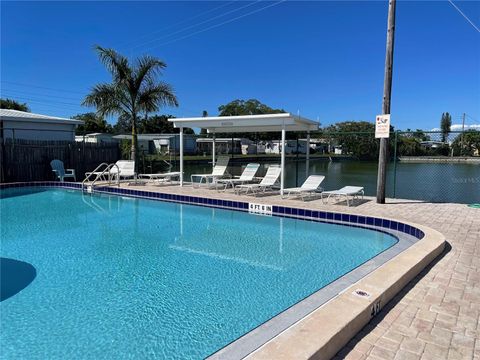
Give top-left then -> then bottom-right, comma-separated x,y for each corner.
81,162 -> 120,192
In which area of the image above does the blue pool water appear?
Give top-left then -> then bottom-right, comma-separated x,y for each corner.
0,188 -> 397,359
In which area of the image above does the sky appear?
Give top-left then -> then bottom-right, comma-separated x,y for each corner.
1,0 -> 479,131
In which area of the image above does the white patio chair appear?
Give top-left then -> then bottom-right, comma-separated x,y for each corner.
50,159 -> 76,182
321,186 -> 365,206
109,160 -> 135,181
191,156 -> 230,188
282,175 -> 325,201
235,165 -> 281,196
215,163 -> 260,191
138,171 -> 181,185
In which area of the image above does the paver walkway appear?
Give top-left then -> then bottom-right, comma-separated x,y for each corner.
117,183 -> 480,360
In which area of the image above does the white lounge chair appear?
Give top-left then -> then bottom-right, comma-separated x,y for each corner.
110,160 -> 135,181
321,186 -> 364,206
50,159 -> 76,182
282,175 -> 325,201
215,163 -> 260,191
191,156 -> 230,188
138,171 -> 181,185
235,165 -> 281,196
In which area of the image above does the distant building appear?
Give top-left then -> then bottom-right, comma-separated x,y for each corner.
263,140 -> 308,154
299,138 -> 329,153
112,133 -> 196,155
420,141 -> 447,149
0,109 -> 83,141
75,133 -> 118,144
196,138 -> 253,155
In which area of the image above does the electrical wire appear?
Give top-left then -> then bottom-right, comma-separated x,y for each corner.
126,1 -> 262,53
120,1 -> 237,50
447,0 -> 480,33
139,0 -> 287,52
1,81 -> 86,95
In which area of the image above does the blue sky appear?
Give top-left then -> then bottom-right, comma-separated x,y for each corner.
1,1 -> 479,131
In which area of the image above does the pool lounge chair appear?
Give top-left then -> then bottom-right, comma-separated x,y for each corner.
282,175 -> 325,201
321,186 -> 364,206
138,171 -> 181,185
235,165 -> 281,196
50,159 -> 76,182
191,156 -> 230,188
215,163 -> 260,191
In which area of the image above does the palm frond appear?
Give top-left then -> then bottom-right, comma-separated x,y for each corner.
137,82 -> 179,113
94,45 -> 131,83
82,83 -> 130,117
133,56 -> 167,93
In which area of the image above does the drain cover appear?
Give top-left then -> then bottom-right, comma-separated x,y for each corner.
353,289 -> 371,299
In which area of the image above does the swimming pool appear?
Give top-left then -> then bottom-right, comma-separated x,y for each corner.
0,187 -> 397,359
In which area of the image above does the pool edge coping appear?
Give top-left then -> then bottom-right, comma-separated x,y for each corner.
244,222 -> 445,360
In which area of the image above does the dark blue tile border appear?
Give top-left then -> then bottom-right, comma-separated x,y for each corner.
0,182 -> 425,240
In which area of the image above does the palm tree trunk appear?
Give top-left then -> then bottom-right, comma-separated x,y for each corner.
131,113 -> 138,174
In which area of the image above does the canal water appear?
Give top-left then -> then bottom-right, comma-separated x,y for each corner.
180,160 -> 479,204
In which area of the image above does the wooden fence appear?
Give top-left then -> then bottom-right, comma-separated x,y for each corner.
0,139 -> 121,182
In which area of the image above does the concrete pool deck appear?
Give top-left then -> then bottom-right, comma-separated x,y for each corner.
111,182 -> 478,360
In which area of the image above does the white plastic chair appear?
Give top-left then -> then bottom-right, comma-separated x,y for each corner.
215,163 -> 260,191
191,156 -> 230,187
321,186 -> 365,206
235,165 -> 282,196
282,175 -> 325,201
50,159 -> 76,182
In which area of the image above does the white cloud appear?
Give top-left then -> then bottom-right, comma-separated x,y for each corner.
430,124 -> 480,131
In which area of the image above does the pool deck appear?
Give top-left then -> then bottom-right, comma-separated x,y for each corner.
118,183 -> 479,360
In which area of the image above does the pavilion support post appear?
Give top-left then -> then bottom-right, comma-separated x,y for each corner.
212,132 -> 216,169
179,127 -> 184,186
280,124 -> 286,196
306,131 -> 310,178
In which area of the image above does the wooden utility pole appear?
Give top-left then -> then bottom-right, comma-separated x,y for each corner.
376,0 -> 397,204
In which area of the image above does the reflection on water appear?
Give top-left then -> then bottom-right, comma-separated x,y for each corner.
180,160 -> 479,203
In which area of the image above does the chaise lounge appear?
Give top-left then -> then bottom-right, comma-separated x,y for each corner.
321,186 -> 364,206
282,175 -> 325,201
235,165 -> 281,196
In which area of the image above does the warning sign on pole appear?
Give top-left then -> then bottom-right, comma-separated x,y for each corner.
375,114 -> 391,138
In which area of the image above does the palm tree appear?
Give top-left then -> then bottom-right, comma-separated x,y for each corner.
83,46 -> 178,170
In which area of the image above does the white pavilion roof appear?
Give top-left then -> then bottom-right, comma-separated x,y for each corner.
168,113 -> 318,133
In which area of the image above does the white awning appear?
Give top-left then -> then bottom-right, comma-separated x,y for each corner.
168,113 -> 318,133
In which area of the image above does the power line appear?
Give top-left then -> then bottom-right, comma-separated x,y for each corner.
140,0 -> 287,51
1,94 -> 82,107
126,1 -> 261,53
466,114 -> 479,124
448,0 -> 480,33
1,88 -> 83,102
120,1 -> 237,50
1,81 -> 86,95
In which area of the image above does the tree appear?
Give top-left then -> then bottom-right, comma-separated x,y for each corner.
200,110 -> 208,135
452,130 -> 480,156
73,112 -> 113,134
138,114 -> 194,134
216,99 -> 285,140
0,98 -> 30,112
440,112 -> 452,142
218,99 -> 284,116
323,121 -> 380,160
83,46 -> 179,171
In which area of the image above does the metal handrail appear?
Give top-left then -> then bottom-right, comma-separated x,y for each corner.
82,162 -> 108,189
82,162 -> 120,191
